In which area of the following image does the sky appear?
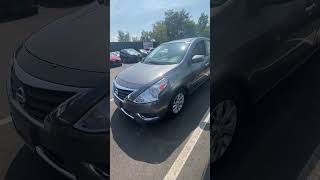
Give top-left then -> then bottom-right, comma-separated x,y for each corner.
110,0 -> 210,42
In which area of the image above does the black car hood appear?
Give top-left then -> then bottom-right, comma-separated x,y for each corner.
24,2 -> 107,73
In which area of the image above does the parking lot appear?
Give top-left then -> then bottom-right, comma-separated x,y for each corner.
110,62 -> 210,180
0,5 -> 82,180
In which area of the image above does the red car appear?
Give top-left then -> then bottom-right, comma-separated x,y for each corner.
110,52 -> 122,67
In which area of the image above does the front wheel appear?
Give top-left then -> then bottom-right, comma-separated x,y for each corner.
211,99 -> 238,163
168,90 -> 185,115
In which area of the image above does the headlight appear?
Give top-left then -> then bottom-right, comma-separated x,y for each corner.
73,99 -> 107,133
134,77 -> 168,103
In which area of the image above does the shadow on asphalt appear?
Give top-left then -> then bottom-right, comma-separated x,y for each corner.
5,145 -> 68,180
111,81 -> 210,164
213,51 -> 320,179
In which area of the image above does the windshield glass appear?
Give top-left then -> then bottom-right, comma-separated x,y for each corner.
143,42 -> 189,65
110,51 -> 119,56
126,49 -> 139,55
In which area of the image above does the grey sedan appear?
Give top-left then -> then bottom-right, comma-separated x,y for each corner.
113,37 -> 210,122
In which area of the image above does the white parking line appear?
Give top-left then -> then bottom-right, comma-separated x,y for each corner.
0,116 -> 12,126
163,109 -> 210,180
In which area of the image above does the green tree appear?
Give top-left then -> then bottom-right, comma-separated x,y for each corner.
164,9 -> 196,40
197,13 -> 209,37
131,36 -> 139,42
118,10 -> 210,43
140,30 -> 152,41
117,30 -> 131,42
150,21 -> 168,43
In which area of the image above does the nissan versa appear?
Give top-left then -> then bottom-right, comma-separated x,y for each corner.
212,0 -> 320,163
6,1 -> 109,180
113,37 -> 210,122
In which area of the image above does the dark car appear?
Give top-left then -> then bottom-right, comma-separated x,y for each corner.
139,49 -> 148,57
6,1 -> 109,179
120,48 -> 143,63
113,38 -> 210,122
0,0 -> 38,22
146,47 -> 154,54
212,0 -> 320,162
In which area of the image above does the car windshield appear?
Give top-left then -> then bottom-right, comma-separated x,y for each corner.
140,49 -> 147,53
126,49 -> 139,55
143,42 -> 189,65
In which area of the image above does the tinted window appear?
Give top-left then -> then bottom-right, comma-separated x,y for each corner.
126,49 -> 139,55
192,41 -> 206,56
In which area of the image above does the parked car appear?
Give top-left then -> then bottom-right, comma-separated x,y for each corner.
146,48 -> 154,54
110,52 -> 122,67
139,49 -> 148,57
7,1 -> 109,179
0,0 -> 38,22
120,48 -> 143,63
212,0 -> 320,163
113,37 -> 210,122
111,51 -> 120,57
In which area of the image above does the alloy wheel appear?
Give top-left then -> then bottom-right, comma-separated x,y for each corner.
172,92 -> 185,114
211,100 -> 237,162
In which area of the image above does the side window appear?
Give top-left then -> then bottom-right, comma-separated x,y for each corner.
205,40 -> 210,56
192,41 -> 206,56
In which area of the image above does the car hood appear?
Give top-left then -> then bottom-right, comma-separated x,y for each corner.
116,62 -> 177,88
24,2 -> 107,73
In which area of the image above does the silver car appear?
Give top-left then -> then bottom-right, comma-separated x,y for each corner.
113,37 -> 210,122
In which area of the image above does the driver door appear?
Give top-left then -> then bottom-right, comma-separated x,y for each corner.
247,0 -> 319,100
189,40 -> 209,91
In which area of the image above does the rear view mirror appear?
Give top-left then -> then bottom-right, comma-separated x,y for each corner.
191,55 -> 205,63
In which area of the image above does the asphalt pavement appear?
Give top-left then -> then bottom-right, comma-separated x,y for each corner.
110,63 -> 210,180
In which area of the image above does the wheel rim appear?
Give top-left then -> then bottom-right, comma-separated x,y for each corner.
172,93 -> 185,114
211,100 -> 237,162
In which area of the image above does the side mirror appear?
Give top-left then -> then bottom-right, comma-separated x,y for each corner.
191,55 -> 205,63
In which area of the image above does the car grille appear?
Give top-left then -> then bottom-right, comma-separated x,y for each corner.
11,69 -> 76,123
114,87 -> 133,100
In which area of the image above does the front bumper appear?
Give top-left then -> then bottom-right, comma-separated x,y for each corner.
113,92 -> 170,122
7,66 -> 109,180
9,95 -> 109,180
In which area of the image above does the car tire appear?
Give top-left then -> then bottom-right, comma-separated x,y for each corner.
211,83 -> 248,163
168,89 -> 186,116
